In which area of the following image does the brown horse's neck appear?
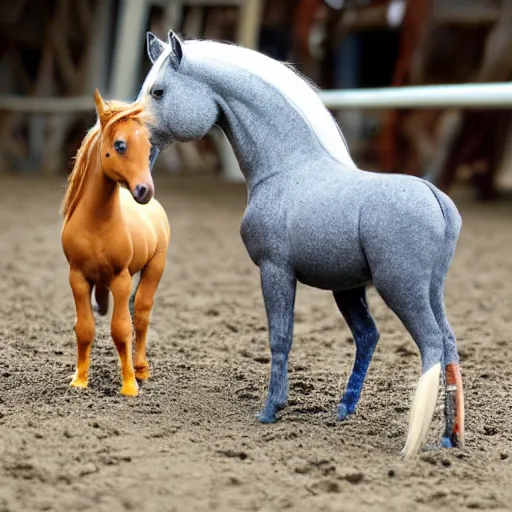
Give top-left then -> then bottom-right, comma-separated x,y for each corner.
77,163 -> 122,227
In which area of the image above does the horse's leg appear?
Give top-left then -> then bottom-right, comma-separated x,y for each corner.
110,269 -> 138,396
374,275 -> 444,459
257,261 -> 297,424
442,359 -> 464,449
132,253 -> 166,380
69,268 -> 95,388
333,287 -> 380,420
430,268 -> 465,450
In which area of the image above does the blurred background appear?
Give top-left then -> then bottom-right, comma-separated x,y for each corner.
1,5 -> 512,508
1,0 -> 512,199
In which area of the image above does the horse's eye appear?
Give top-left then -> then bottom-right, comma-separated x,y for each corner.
114,140 -> 127,154
152,89 -> 164,99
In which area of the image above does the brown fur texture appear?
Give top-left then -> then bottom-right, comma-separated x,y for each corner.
61,91 -> 170,397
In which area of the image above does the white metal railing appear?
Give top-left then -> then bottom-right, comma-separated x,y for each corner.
2,82 -> 512,180
3,82 -> 512,113
318,82 -> 512,109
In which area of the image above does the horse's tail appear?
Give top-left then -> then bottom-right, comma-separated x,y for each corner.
401,362 -> 441,458
92,284 -> 110,316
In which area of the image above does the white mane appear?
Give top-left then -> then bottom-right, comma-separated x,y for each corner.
142,39 -> 357,169
139,45 -> 174,99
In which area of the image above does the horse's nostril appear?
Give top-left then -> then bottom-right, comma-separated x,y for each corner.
135,185 -> 147,199
133,184 -> 153,204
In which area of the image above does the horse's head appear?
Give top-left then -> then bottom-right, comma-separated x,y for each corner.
138,30 -> 220,169
94,89 -> 154,204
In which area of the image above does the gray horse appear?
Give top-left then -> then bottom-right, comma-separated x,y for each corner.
138,30 -> 465,458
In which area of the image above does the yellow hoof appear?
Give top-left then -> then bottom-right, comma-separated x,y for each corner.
135,366 -> 150,381
70,375 -> 88,389
120,380 -> 139,397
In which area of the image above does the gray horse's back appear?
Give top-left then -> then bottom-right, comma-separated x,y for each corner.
287,170 -> 460,291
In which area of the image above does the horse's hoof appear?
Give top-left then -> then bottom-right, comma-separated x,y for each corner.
70,374 -> 88,389
257,411 -> 277,424
337,403 -> 352,421
120,381 -> 139,397
440,436 -> 454,449
135,365 -> 150,381
423,436 -> 462,452
440,434 -> 464,449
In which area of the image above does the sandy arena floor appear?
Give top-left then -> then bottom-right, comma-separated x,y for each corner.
0,175 -> 511,512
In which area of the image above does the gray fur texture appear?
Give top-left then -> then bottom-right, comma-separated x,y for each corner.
138,31 -> 462,431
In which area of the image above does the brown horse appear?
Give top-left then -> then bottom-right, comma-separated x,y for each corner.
60,90 -> 171,397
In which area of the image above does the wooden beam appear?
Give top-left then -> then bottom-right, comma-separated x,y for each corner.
338,5 -> 389,31
110,0 -> 150,100
152,0 -> 244,5
237,0 -> 263,49
0,96 -> 94,114
87,0 -> 114,93
433,6 -> 499,26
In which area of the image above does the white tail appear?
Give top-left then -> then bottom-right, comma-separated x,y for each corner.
401,362 -> 441,459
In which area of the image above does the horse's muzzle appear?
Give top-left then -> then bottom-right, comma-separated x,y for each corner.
132,183 -> 154,204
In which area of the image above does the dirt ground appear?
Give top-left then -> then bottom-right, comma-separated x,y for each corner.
0,174 -> 511,512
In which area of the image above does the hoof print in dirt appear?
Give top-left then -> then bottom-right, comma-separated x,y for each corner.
309,479 -> 341,494
217,449 -> 249,461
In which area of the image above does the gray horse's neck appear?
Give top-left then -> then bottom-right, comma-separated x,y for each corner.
193,64 -> 343,193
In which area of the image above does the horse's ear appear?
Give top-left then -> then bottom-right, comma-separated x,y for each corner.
94,88 -> 107,127
147,32 -> 166,64
168,30 -> 183,69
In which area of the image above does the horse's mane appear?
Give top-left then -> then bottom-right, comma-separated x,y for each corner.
182,38 -> 355,168
60,99 -> 152,221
